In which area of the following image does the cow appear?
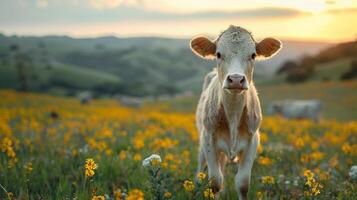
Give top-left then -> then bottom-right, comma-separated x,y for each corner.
268,100 -> 322,122
191,25 -> 282,200
78,91 -> 92,105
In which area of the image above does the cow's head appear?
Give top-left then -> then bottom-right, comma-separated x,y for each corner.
190,25 -> 282,93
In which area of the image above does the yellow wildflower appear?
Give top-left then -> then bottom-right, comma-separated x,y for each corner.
24,161 -> 33,173
126,189 -> 144,200
258,156 -> 273,166
261,176 -> 275,184
164,191 -> 172,198
133,153 -> 142,161
133,139 -> 144,149
92,195 -> 105,200
85,158 -> 98,178
197,172 -> 207,182
183,180 -> 195,192
114,189 -> 122,200
303,170 -> 314,180
203,188 -> 214,199
119,151 -> 127,160
256,191 -> 263,200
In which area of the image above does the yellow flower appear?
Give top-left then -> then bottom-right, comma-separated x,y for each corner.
310,151 -> 324,162
164,153 -> 174,161
294,137 -> 305,148
85,158 -> 98,177
133,153 -> 142,161
203,188 -> 214,199
261,176 -> 275,184
133,139 -> 145,149
197,172 -> 207,182
342,143 -> 351,154
256,191 -> 263,200
303,169 -> 323,196
169,164 -> 177,171
258,156 -> 273,166
126,189 -> 144,200
23,161 -> 33,173
161,161 -> 168,168
119,151 -> 127,160
164,191 -> 172,198
183,180 -> 195,192
92,195 -> 105,200
303,170 -> 314,180
85,158 -> 98,170
114,189 -> 122,200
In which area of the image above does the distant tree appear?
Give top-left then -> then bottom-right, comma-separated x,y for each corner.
9,44 -> 19,52
10,44 -> 32,91
277,60 -> 298,74
37,41 -> 51,68
14,53 -> 32,91
341,60 -> 357,80
285,55 -> 315,83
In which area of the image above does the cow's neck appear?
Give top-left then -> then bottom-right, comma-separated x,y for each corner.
221,89 -> 246,124
220,88 -> 247,159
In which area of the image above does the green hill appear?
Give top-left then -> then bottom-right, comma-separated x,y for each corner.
0,33 -> 332,96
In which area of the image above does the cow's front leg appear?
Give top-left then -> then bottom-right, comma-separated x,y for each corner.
196,140 -> 206,180
203,130 -> 223,196
235,133 -> 259,200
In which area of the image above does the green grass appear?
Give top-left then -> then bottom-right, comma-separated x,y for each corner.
0,90 -> 356,199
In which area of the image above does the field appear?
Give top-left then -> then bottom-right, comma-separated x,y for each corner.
0,89 -> 357,200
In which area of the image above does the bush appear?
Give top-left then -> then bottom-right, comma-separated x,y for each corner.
340,60 -> 357,80
286,65 -> 314,83
277,60 -> 298,74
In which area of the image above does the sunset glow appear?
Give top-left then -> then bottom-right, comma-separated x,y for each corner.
1,0 -> 357,42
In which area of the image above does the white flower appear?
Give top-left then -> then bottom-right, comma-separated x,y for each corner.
349,165 -> 357,181
142,154 -> 162,167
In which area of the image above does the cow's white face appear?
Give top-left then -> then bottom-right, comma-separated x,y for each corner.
190,25 -> 282,93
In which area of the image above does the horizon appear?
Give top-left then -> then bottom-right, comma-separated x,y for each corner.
1,31 -> 354,44
1,0 -> 357,43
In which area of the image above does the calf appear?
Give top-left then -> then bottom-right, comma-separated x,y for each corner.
191,25 -> 282,199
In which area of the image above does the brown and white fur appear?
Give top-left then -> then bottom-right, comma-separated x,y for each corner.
191,25 -> 282,200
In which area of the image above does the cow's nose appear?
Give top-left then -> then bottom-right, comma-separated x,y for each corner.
227,74 -> 246,89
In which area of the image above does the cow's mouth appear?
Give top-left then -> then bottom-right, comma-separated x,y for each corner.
224,87 -> 246,94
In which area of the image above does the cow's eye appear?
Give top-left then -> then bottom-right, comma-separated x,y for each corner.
216,52 -> 221,59
251,53 -> 256,60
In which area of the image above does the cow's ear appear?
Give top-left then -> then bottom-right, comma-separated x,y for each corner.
256,38 -> 282,59
190,36 -> 216,59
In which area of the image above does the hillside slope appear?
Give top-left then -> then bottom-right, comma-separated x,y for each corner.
0,33 -> 331,96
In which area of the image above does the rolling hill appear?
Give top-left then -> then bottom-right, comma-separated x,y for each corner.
0,33 -> 331,96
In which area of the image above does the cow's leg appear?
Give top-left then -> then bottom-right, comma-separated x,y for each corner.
196,142 -> 206,177
218,152 -> 227,175
203,130 -> 224,196
235,133 -> 259,200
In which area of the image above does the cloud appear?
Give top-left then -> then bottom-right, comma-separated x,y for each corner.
180,7 -> 308,20
36,0 -> 48,8
89,0 -> 141,10
326,7 -> 357,14
0,2 -> 307,29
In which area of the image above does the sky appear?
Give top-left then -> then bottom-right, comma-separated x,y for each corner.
1,0 -> 357,42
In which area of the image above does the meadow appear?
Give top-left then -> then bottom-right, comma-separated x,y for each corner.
0,89 -> 357,200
